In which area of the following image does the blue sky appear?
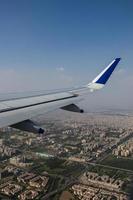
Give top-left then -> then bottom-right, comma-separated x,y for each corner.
0,0 -> 133,109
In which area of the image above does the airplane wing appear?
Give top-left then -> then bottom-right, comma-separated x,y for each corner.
0,58 -> 121,133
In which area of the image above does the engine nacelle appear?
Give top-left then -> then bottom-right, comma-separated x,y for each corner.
61,103 -> 84,113
11,120 -> 44,134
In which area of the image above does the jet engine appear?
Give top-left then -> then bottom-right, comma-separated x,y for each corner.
61,103 -> 84,113
11,119 -> 44,134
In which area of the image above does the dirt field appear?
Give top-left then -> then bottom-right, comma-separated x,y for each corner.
59,191 -> 74,200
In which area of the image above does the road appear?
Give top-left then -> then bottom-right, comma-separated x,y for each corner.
86,161 -> 133,174
41,179 -> 78,200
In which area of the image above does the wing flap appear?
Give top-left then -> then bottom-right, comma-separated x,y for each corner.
0,93 -> 79,129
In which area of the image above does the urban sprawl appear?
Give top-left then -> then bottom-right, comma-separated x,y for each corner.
0,112 -> 133,200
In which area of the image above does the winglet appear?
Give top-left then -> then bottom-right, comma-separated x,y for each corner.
88,58 -> 121,91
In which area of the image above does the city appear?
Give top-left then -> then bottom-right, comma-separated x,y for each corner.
0,0 -> 132,200
0,111 -> 133,200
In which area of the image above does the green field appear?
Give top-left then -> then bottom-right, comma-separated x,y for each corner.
100,155 -> 133,171
31,157 -> 85,177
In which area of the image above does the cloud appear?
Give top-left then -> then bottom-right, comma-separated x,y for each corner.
0,67 -> 75,93
56,67 -> 65,72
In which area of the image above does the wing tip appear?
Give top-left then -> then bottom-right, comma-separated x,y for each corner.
87,57 -> 121,90
115,57 -> 121,62
93,57 -> 121,85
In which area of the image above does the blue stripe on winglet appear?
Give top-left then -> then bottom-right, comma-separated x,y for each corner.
96,58 -> 121,84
